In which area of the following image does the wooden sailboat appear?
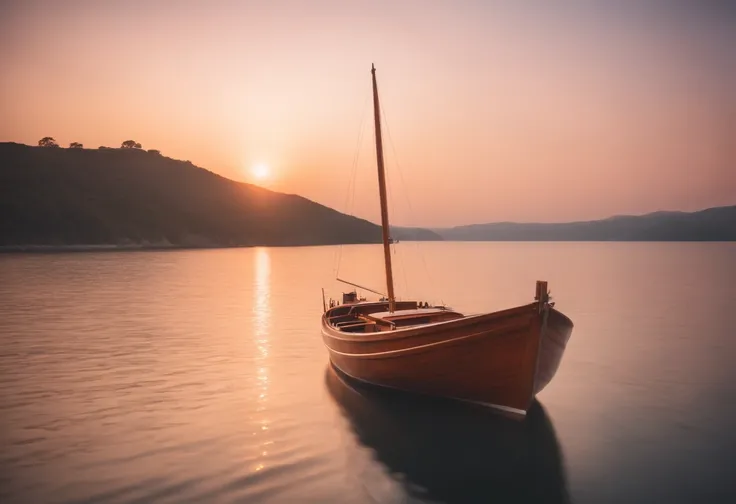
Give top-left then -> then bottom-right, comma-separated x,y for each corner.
321,64 -> 574,417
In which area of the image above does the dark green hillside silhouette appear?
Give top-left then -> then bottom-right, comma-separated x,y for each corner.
0,142 -> 385,247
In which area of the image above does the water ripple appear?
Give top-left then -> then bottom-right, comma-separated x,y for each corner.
2,245 -> 735,503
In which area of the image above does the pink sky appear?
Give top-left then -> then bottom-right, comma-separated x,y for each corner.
1,0 -> 734,227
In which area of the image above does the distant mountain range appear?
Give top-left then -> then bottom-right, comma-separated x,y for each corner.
1,142 -> 733,249
432,206 -> 736,241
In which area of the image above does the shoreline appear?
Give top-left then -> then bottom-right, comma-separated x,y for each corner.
0,244 -> 183,253
0,242 -> 384,253
1,239 -> 733,254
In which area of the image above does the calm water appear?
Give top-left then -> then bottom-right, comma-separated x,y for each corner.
1,242 -> 735,503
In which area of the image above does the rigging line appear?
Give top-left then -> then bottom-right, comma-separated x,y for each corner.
380,107 -> 415,218
380,101 -> 438,300
379,113 -> 408,297
348,118 -> 366,218
335,90 -> 371,279
346,90 -> 371,217
381,109 -> 409,296
383,135 -> 410,299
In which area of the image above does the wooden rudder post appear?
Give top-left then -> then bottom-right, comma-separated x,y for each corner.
535,280 -> 549,311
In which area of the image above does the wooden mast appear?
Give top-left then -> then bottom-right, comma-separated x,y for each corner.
371,63 -> 396,313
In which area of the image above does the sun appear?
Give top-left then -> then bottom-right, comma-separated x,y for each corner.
252,163 -> 270,180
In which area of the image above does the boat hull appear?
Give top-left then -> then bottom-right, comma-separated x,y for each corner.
321,303 -> 573,416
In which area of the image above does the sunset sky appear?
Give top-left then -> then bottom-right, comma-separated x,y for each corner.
1,0 -> 734,227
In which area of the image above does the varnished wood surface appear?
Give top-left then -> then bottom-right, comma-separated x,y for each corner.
370,63 -> 397,312
321,302 -> 574,413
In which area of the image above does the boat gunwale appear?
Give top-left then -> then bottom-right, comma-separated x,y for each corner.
322,302 -> 539,342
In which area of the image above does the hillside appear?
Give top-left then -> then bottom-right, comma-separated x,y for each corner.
0,143 -> 387,248
3,143 -> 732,247
434,206 -> 736,241
390,226 -> 443,241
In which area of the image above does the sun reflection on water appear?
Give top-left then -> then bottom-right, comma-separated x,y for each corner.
251,248 -> 271,473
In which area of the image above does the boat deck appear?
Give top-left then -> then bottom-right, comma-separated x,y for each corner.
325,302 -> 465,333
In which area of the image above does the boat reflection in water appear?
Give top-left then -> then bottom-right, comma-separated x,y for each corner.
325,363 -> 570,504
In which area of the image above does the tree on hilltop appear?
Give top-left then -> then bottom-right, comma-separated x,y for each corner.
38,137 -> 59,148
69,142 -> 83,149
121,140 -> 142,149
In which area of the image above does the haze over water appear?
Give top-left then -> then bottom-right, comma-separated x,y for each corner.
1,242 -> 735,503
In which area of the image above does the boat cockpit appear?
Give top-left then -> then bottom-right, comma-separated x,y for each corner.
324,297 -> 464,333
